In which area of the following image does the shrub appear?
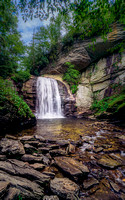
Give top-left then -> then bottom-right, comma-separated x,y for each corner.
11,70 -> 30,84
0,78 -> 34,119
63,62 -> 81,94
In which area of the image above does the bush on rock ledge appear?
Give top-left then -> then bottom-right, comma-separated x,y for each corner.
0,78 -> 36,133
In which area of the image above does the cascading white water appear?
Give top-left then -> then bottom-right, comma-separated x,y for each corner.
36,77 -> 63,119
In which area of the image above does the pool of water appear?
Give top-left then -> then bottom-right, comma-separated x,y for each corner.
18,118 -> 100,141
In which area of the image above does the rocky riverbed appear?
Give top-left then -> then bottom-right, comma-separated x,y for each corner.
0,121 -> 125,200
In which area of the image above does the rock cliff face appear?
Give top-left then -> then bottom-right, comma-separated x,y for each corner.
76,52 -> 125,114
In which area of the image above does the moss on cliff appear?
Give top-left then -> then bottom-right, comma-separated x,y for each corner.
91,86 -> 125,120
0,78 -> 36,133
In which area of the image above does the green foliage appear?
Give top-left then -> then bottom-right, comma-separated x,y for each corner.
91,92 -> 125,117
11,70 -> 30,84
0,78 -> 34,119
63,62 -> 81,94
0,0 -> 25,79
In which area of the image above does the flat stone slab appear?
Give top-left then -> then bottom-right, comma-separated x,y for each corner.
54,157 -> 89,179
50,178 -> 79,199
0,160 -> 50,185
0,170 -> 44,200
0,138 -> 25,156
30,163 -> 46,171
21,154 -> 43,163
43,195 -> 59,200
97,155 -> 122,169
83,177 -> 99,189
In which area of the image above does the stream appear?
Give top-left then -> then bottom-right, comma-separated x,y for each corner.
1,118 -> 125,199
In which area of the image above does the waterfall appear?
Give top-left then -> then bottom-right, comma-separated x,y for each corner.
36,77 -> 63,119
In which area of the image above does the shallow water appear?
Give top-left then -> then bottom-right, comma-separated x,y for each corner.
19,118 -> 101,140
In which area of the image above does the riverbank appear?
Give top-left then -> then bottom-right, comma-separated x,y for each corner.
0,120 -> 125,199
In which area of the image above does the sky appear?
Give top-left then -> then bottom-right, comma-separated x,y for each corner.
18,13 -> 50,46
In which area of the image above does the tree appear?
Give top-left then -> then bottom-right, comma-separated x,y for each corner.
0,0 -> 24,78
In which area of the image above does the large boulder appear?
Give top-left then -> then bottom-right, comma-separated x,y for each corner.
54,156 -> 89,180
0,159 -> 50,185
0,170 -> 44,200
0,138 -> 25,156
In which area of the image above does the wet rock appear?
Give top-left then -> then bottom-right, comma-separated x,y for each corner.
0,138 -> 25,156
54,157 -> 89,180
19,135 -> 35,142
0,160 -> 50,185
0,181 -> 10,198
24,144 -> 37,154
43,195 -> 59,200
38,142 -> 47,147
4,187 -> 20,200
83,176 -> 99,189
50,178 -> 79,199
0,170 -> 44,199
93,147 -> 103,153
38,147 -> 51,154
34,135 -> 46,142
30,163 -> 46,171
109,181 -> 120,193
56,140 -> 69,147
24,141 -> 39,147
42,171 -> 55,179
0,155 -> 6,161
50,149 -> 66,157
5,135 -> 17,140
21,154 -> 43,163
66,144 -> 76,154
97,155 -> 122,169
47,144 -> 60,150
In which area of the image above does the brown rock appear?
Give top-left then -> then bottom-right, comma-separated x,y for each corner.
50,178 -> 79,199
83,176 -> 99,189
34,135 -> 46,142
66,144 -> 76,154
0,155 -> 6,161
24,144 -> 37,153
54,157 -> 89,180
97,155 -> 122,169
0,181 -> 10,198
0,170 -> 44,199
19,135 -> 35,142
30,163 -> 46,171
0,138 -> 25,156
21,154 -> 43,163
0,160 -> 50,185
109,181 -> 120,193
50,149 -> 66,157
4,187 -> 20,200
43,195 -> 59,200
38,147 -> 51,154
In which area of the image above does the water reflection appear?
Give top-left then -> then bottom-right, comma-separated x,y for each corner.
19,118 -> 96,141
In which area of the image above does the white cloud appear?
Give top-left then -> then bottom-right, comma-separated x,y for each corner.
18,12 -> 51,45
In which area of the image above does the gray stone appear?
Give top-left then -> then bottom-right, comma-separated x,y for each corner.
24,144 -> 37,153
0,170 -> 44,200
4,187 -> 20,200
19,135 -> 35,142
50,149 -> 66,157
34,135 -> 46,142
0,138 -> 25,156
21,154 -> 43,163
43,195 -> 59,200
0,155 -> 6,161
50,178 -> 79,199
0,160 -> 50,185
